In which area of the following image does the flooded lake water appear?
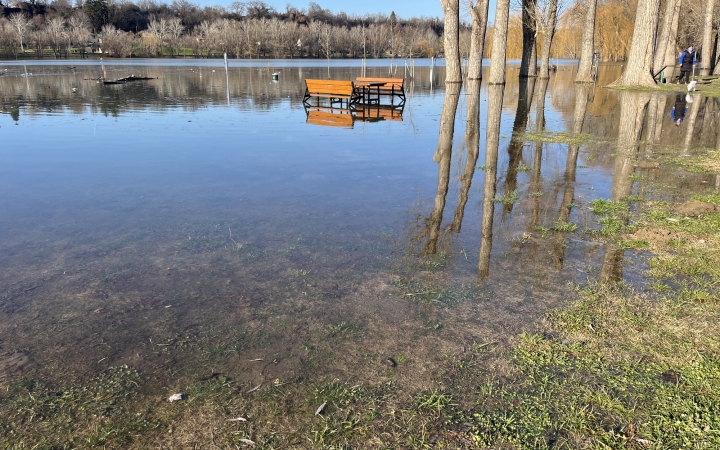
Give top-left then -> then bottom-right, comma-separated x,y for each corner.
1,58 -> 719,447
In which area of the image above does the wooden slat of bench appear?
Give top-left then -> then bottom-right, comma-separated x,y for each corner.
308,92 -> 353,99
356,77 -> 405,90
305,79 -> 354,96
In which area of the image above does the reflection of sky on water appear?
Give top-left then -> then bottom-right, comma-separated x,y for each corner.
1,61 -> 717,289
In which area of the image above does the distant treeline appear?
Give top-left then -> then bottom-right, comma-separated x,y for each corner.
0,0 -> 713,60
1,1 -> 446,58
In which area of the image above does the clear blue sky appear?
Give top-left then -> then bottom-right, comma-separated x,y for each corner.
196,1 -> 499,23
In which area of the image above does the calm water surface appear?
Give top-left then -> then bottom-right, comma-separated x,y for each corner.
1,58 -> 719,445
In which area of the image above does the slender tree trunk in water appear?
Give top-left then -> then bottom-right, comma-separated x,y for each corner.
467,0 -> 490,80
488,0 -> 511,84
519,0 -> 537,78
575,0 -> 598,83
425,83 -> 462,253
538,0 -> 558,79
699,0 -> 715,72
653,0 -> 681,78
440,0 -> 462,82
682,96 -> 702,156
478,84 -> 504,277
504,78 -> 538,215
558,84 -> 590,224
608,0 -> 661,87
613,92 -> 650,199
601,92 -> 651,282
528,130 -> 543,228
450,79 -> 482,231
525,79 -> 548,222
646,95 -> 668,145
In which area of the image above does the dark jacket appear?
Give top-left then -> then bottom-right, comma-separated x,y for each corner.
671,94 -> 688,121
679,49 -> 696,70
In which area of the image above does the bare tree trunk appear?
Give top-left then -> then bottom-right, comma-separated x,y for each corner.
608,0 -> 661,87
519,0 -> 537,78
467,0 -> 490,80
488,0 -> 511,84
662,0 -> 682,81
714,32 -> 720,75
440,0 -> 462,83
653,0 -> 681,78
478,84 -> 504,277
699,0 -> 715,72
575,0 -> 598,83
538,0 -> 558,79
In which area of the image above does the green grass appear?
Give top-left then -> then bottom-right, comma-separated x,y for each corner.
552,220 -> 577,232
494,190 -> 519,205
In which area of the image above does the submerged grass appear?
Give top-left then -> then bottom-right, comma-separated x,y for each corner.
4,155 -> 720,448
518,130 -> 592,145
467,189 -> 720,447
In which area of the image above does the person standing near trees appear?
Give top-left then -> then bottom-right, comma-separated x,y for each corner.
677,45 -> 696,84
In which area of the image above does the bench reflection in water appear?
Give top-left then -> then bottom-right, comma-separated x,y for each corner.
304,104 -> 404,129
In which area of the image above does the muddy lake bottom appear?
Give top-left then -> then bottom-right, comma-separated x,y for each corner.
1,60 -> 719,447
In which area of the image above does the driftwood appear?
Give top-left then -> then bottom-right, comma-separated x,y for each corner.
84,75 -> 157,84
103,75 -> 157,85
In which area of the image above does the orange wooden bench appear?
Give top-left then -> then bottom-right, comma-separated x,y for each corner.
303,79 -> 359,108
355,77 -> 406,105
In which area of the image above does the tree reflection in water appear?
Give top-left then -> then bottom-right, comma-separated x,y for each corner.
478,84 -> 504,277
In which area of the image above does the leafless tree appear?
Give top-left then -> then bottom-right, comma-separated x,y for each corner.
535,0 -> 560,78
0,18 -> 18,58
166,17 -> 184,56
317,21 -> 334,61
699,0 -> 715,71
195,20 -> 213,56
69,13 -> 90,58
575,0 -> 597,82
46,17 -> 66,58
520,0 -> 538,77
9,13 -> 32,53
653,0 -> 681,79
466,0 -> 490,80
440,0 -> 462,82
147,17 -> 169,54
101,24 -> 134,57
488,0 -> 511,84
609,0 -> 661,87
29,29 -> 49,58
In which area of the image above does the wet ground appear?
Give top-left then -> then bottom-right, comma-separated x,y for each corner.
1,59 -> 719,447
